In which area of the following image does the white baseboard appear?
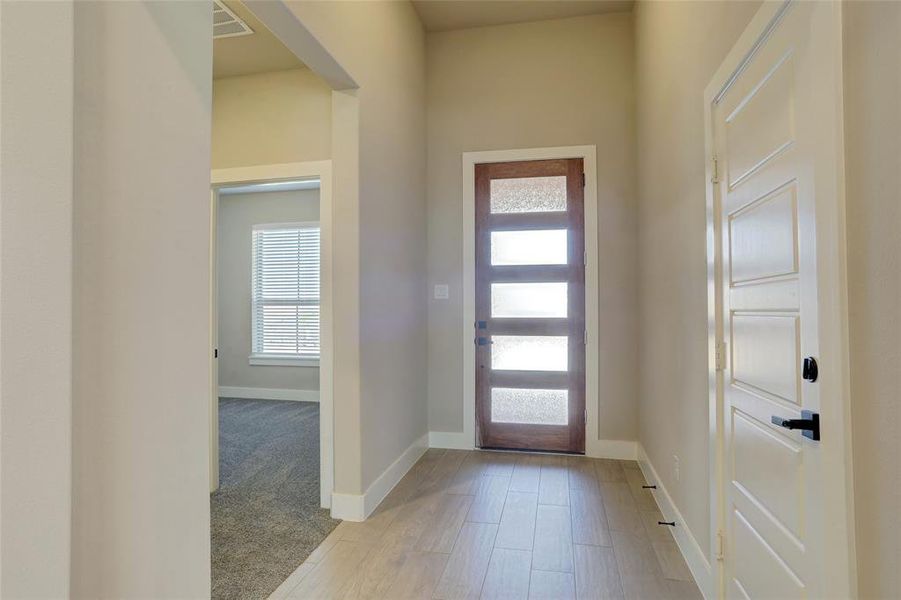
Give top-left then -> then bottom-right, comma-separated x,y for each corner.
637,443 -> 712,599
218,386 -> 319,402
330,432 -> 429,522
362,432 -> 428,517
428,431 -> 474,450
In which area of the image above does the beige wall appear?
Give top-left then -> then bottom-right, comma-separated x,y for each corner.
70,2 -> 212,596
285,1 -> 428,492
0,2 -> 74,596
426,13 -> 637,442
843,2 -> 901,596
218,189 -> 320,392
634,0 -> 760,558
212,68 -> 331,169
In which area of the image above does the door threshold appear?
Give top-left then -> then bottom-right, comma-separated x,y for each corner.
476,446 -> 585,457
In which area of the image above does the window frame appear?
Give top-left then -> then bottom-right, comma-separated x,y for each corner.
249,220 -> 321,367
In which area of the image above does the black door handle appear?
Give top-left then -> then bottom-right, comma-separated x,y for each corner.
771,410 -> 820,441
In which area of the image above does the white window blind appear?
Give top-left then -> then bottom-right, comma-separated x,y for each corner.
251,223 -> 320,361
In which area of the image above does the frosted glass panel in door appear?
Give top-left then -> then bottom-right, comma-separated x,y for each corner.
490,176 -> 567,213
491,282 -> 567,318
491,388 -> 568,425
491,335 -> 568,371
491,229 -> 568,266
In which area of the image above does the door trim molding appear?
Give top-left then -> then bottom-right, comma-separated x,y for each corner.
461,145 -> 608,455
704,1 -> 856,597
211,160 -> 335,510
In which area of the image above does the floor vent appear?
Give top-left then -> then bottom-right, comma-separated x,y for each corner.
213,1 -> 253,39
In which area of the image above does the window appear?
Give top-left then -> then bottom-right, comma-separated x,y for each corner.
250,223 -> 320,366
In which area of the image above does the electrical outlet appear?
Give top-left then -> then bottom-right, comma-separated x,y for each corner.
433,284 -> 449,300
673,455 -> 680,482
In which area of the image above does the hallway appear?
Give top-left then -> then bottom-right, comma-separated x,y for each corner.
271,449 -> 700,599
3,1 -> 898,598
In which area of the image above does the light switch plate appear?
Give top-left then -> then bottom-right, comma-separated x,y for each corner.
433,284 -> 449,300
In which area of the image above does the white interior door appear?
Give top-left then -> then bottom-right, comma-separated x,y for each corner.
711,2 -> 852,598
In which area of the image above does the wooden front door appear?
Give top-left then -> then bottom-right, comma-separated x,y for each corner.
474,158 -> 585,453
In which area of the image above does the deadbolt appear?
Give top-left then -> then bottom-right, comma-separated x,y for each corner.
802,356 -> 818,382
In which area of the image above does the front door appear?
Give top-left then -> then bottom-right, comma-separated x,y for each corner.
474,158 -> 585,453
712,2 -> 852,598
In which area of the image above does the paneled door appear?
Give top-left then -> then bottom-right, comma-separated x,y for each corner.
711,2 -> 851,598
474,159 -> 585,453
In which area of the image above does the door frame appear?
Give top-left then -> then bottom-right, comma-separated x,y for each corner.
210,160 -> 334,509
704,2 -> 856,598
462,145 -> 605,455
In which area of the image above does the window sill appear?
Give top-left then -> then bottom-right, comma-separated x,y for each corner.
249,354 -> 319,367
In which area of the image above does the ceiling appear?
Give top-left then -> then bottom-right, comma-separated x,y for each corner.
411,0 -> 633,33
213,0 -> 306,79
213,1 -> 634,78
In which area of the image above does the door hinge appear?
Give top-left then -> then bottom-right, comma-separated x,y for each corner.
213,348 -> 218,359
715,530 -> 725,561
581,172 -> 586,188
711,156 -> 720,184
715,341 -> 727,371
583,250 -> 588,266
584,328 -> 588,345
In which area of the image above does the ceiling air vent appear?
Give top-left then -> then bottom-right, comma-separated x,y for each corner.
213,1 -> 253,39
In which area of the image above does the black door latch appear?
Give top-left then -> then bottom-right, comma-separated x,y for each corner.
771,410 -> 820,441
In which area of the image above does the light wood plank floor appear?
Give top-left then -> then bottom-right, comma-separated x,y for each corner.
270,450 -> 701,600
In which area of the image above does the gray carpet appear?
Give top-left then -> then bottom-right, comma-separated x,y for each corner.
211,398 -> 339,600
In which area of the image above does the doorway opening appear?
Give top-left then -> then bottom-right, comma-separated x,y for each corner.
473,158 -> 587,453
209,165 -> 335,598
460,146 -> 601,455
463,146 -> 600,456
